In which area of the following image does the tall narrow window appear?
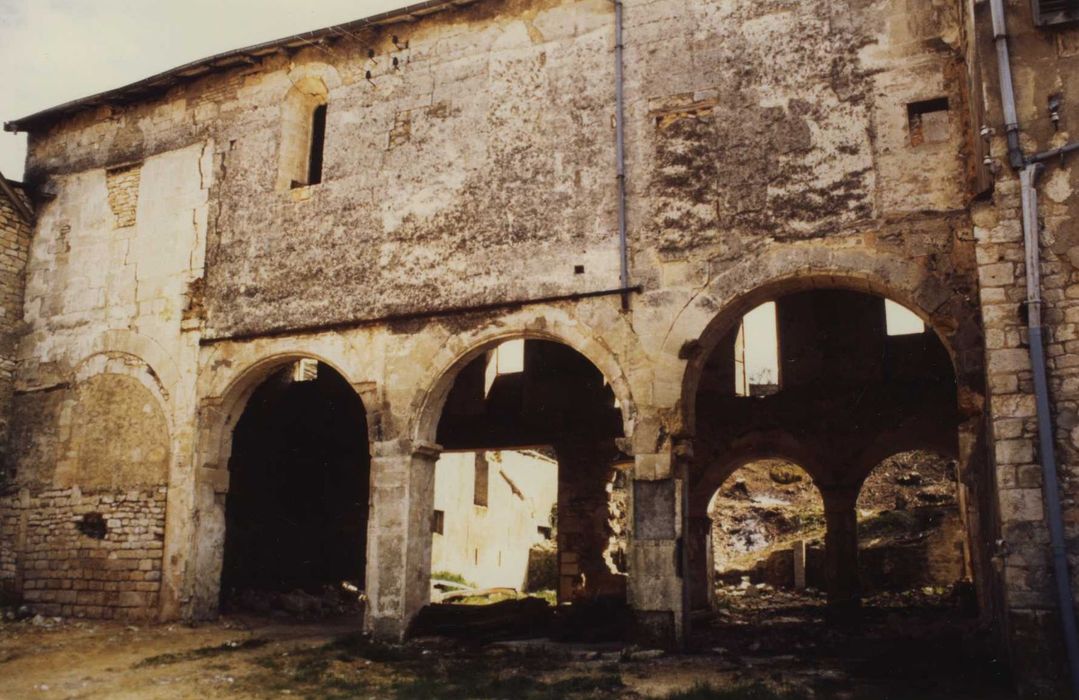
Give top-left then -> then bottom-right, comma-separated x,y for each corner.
307,104 -> 327,187
735,302 -> 780,397
277,77 -> 329,192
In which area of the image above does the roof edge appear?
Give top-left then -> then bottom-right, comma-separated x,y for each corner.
0,173 -> 34,224
4,0 -> 480,133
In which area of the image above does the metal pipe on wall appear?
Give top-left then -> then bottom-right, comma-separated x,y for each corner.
613,0 -> 630,311
989,0 -> 1079,693
1019,165 -> 1079,697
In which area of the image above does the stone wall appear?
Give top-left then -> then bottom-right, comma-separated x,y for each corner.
966,1 -> 1079,690
0,179 -> 31,471
1,487 -> 165,619
1,141 -> 211,620
0,178 -> 32,601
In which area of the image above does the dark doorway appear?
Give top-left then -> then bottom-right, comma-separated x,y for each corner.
221,360 -> 370,604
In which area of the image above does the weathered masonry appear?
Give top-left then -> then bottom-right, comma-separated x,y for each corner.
1,0 -> 1078,694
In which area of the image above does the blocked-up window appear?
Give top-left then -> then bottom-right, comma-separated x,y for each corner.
473,453 -> 489,507
907,98 -> 950,146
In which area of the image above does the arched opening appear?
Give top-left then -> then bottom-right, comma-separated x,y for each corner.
857,450 -> 969,604
415,339 -> 629,640
219,359 -> 370,616
683,286 -> 999,687
707,461 -> 825,606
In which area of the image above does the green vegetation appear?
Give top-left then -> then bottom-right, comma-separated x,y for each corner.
431,571 -> 474,587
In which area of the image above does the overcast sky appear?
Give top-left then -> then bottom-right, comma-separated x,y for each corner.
0,0 -> 410,179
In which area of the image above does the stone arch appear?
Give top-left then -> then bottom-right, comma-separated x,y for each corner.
71,349 -> 172,424
663,246 -> 982,435
197,346 -> 380,473
75,330 -> 183,404
190,347 -> 377,619
673,251 -> 992,616
851,425 -> 960,486
409,324 -> 637,449
855,447 -> 969,592
689,430 -> 824,517
689,448 -> 824,610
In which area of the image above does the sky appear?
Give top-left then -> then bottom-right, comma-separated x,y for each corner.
0,0 -> 411,179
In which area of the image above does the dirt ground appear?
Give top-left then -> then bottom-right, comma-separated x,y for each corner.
0,594 -> 1017,700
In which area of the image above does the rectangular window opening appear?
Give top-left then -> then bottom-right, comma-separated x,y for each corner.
432,509 -> 445,535
307,103 -> 327,186
484,338 -> 525,397
907,97 -> 950,146
735,301 -> 780,397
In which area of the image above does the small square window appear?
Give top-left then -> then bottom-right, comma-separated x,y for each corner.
908,98 -> 950,146
1033,0 -> 1079,27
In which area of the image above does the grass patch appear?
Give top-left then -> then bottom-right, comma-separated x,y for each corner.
432,571 -> 474,587
528,589 -> 558,606
390,670 -> 622,700
322,632 -> 421,663
452,591 -> 521,606
133,638 -> 268,668
666,682 -> 810,700
241,633 -> 606,700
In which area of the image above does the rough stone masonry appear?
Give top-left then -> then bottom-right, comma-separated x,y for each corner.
0,0 -> 1076,694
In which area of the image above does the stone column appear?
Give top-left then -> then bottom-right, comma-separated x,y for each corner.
820,484 -> 861,610
627,446 -> 684,647
364,439 -> 438,640
185,400 -> 232,621
555,440 -> 625,601
793,539 -> 807,590
686,515 -> 713,611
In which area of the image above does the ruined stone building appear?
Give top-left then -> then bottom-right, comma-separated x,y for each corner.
0,0 -> 1077,693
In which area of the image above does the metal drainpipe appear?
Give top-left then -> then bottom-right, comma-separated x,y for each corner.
613,0 -> 630,311
990,0 -> 1024,169
990,0 -> 1079,693
1021,164 -> 1079,697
